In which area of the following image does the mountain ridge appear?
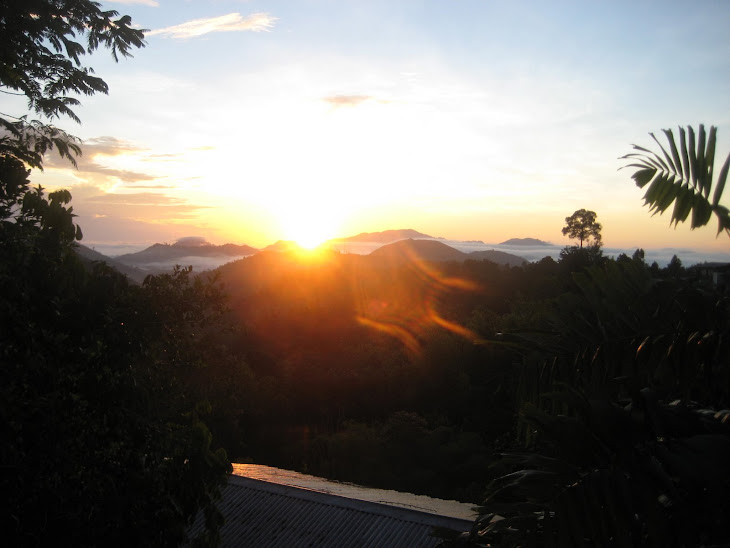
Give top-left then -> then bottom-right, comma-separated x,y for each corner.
369,239 -> 527,266
330,229 -> 439,244
75,244 -> 148,283
499,237 -> 551,246
78,229 -> 536,281
115,239 -> 258,265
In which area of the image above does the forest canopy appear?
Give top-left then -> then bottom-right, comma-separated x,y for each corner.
1,2 -> 231,545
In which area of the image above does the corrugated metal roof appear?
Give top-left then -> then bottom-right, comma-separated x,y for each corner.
190,475 -> 473,547
230,464 -> 476,521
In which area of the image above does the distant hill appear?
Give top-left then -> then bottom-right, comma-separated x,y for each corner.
369,239 -> 467,263
261,240 -> 304,253
332,229 -> 437,244
499,237 -> 551,246
115,239 -> 258,266
468,249 -> 527,267
369,239 -> 528,267
75,244 -> 147,283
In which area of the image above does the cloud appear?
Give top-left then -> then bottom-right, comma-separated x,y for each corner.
82,136 -> 140,156
174,236 -> 211,246
148,12 -> 277,39
85,192 -> 191,206
322,95 -> 374,108
43,137 -> 157,183
107,0 -> 159,6
78,190 -> 210,222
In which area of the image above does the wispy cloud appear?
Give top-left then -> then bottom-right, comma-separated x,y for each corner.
82,136 -> 140,156
44,137 -> 157,183
86,192 -> 190,206
82,190 -> 210,220
148,12 -> 277,39
118,184 -> 173,189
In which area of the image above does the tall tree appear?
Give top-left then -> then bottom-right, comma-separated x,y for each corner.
561,208 -> 602,248
1,3 -> 231,545
0,0 -> 145,168
621,124 -> 730,237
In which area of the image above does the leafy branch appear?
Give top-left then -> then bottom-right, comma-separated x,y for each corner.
0,0 -> 146,168
620,124 -> 730,237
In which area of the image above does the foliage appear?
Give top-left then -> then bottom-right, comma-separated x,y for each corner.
308,411 -> 492,503
459,393 -> 730,548
621,124 -> 730,237
447,229 -> 730,546
0,0 -> 145,168
557,243 -> 605,274
1,255 -> 232,544
561,209 -> 602,248
1,160 -> 230,543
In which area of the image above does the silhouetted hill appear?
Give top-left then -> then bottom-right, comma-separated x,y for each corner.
75,244 -> 147,283
369,239 -> 527,267
468,249 -> 527,267
499,237 -> 551,246
332,229 -> 437,244
369,239 -> 467,263
261,240 -> 305,253
115,239 -> 258,265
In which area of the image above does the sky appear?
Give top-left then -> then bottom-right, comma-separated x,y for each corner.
7,0 -> 730,253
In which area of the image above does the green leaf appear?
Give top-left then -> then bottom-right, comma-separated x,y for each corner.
670,185 -> 693,225
688,126 -> 698,187
632,167 -> 656,188
655,176 -> 680,213
663,128 -> 684,181
679,126 -> 691,183
690,193 -> 712,228
651,132 -> 678,175
624,125 -> 730,236
697,125 -> 707,193
712,151 -> 729,207
705,126 -> 717,198
643,173 -> 668,206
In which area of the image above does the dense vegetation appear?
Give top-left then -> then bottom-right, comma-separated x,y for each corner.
448,128 -> 730,547
3,0 -> 729,543
5,165 -> 728,544
1,2 -> 231,545
1,156 -> 231,545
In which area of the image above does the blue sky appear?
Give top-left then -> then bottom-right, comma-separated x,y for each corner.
10,0 -> 730,251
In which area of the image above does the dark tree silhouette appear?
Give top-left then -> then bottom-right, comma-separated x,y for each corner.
0,0 -> 146,168
562,208 -> 602,248
1,4 -> 231,545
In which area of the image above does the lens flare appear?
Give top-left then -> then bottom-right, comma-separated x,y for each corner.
353,245 -> 485,354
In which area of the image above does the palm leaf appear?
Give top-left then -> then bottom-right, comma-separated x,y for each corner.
620,124 -> 730,237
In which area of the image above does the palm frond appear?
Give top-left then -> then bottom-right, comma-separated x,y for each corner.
620,124 -> 730,237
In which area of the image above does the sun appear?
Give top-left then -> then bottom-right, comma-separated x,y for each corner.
275,197 -> 345,250
209,97 -> 425,249
293,226 -> 332,249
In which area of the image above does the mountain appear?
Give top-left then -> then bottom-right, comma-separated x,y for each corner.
75,244 -> 148,283
262,240 -> 305,253
499,237 -> 551,246
369,239 -> 468,263
369,239 -> 528,267
468,249 -> 528,267
115,239 -> 258,266
332,229 -> 437,244
111,237 -> 259,276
